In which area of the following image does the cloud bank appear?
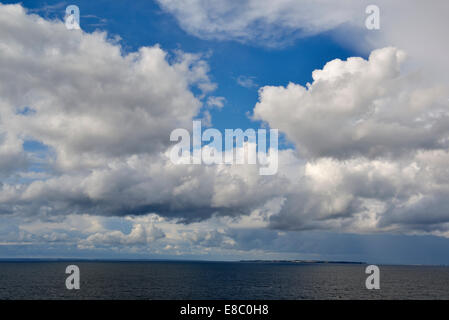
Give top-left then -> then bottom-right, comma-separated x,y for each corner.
1,3 -> 449,259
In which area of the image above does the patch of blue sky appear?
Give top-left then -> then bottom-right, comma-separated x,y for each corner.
101,216 -> 133,235
3,139 -> 53,185
15,106 -> 36,116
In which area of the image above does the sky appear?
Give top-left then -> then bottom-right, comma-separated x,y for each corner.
1,0 -> 449,264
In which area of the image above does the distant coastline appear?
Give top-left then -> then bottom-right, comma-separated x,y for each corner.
239,260 -> 366,264
0,258 -> 366,264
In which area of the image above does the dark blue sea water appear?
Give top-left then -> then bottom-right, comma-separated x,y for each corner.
0,261 -> 448,299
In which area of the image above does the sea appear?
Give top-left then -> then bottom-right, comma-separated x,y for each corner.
0,261 -> 448,300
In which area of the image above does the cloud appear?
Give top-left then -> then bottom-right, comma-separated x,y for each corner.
236,75 -> 258,89
156,0 -> 363,47
361,0 -> 449,82
250,48 -> 449,235
253,47 -> 449,159
206,96 -> 226,109
0,4 -> 216,171
0,149 -> 291,221
0,127 -> 28,175
184,229 -> 236,249
80,222 -> 165,248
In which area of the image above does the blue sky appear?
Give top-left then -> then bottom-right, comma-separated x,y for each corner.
1,0 -> 449,264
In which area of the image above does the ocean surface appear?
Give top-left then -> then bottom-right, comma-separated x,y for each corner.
0,261 -> 448,299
